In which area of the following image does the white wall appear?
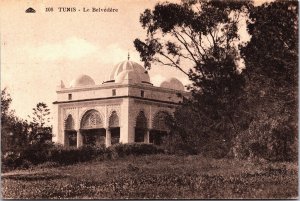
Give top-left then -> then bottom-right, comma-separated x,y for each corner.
54,83 -> 188,146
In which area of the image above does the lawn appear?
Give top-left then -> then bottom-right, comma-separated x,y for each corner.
1,154 -> 298,199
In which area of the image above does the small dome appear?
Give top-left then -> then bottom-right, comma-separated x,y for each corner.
70,74 -> 95,87
160,77 -> 184,91
105,60 -> 151,85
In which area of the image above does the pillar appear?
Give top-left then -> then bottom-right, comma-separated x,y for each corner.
144,129 -> 150,143
52,105 -> 59,144
77,130 -> 83,148
106,128 -> 111,147
120,98 -> 135,143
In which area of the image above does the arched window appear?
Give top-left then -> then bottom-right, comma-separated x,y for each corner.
81,110 -> 103,129
136,111 -> 147,129
65,114 -> 75,130
64,114 -> 76,147
109,111 -> 119,128
109,111 -> 120,145
135,111 -> 148,143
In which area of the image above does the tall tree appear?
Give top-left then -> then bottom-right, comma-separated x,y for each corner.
134,0 -> 252,156
1,88 -> 12,120
236,0 -> 298,161
1,89 -> 29,153
28,102 -> 52,144
30,102 -> 51,127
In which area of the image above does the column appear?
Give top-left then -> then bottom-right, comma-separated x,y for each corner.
144,129 -> 150,143
120,98 -> 136,143
105,128 -> 111,147
77,130 -> 83,148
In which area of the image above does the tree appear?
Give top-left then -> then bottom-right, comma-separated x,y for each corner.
1,89 -> 29,153
236,0 -> 298,161
30,102 -> 51,127
1,88 -> 12,120
28,102 -> 52,144
134,0 -> 252,156
1,88 -> 14,152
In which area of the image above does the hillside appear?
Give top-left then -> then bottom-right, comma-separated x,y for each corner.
2,154 -> 298,199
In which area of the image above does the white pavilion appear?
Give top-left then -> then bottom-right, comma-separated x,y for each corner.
53,59 -> 188,147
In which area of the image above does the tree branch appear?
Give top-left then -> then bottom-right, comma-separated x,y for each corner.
172,30 -> 198,65
182,27 -> 205,59
157,52 -> 189,76
198,33 -> 209,56
209,29 -> 217,48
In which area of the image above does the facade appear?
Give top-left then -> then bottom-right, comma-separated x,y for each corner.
53,60 -> 188,147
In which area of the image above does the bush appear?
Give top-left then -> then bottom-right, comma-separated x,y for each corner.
19,159 -> 33,169
161,133 -> 199,155
36,161 -> 59,169
21,142 -> 55,165
48,145 -> 107,165
49,146 -> 80,165
107,143 -> 164,159
163,140 -> 198,155
2,151 -> 23,169
2,143 -> 164,171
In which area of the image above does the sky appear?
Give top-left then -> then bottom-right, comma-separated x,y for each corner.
1,0 -> 270,124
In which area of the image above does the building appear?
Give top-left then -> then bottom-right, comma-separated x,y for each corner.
53,59 -> 188,147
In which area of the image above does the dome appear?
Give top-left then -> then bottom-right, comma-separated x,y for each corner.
70,74 -> 95,87
105,60 -> 151,85
160,77 -> 184,91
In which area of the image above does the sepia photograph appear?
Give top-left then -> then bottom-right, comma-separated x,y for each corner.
1,0 -> 298,199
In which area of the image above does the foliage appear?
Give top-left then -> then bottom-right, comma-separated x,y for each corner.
1,89 -> 30,153
107,143 -> 164,158
161,131 -> 198,155
1,90 -> 53,154
165,100 -> 236,157
21,142 -> 55,165
134,0 -> 251,73
2,143 -> 164,171
234,0 -> 298,161
36,161 -> 59,169
134,0 -> 253,158
49,145 -> 108,165
29,102 -> 51,127
2,152 -> 23,170
28,102 -> 53,144
135,0 -> 298,162
1,88 -> 12,119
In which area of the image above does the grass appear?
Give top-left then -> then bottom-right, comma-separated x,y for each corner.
1,154 -> 298,199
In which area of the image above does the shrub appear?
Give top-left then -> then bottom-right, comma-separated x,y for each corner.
161,134 -> 199,155
21,143 -> 55,165
36,161 -> 59,169
2,151 -> 23,169
19,159 -> 33,169
49,145 -> 105,165
49,146 -> 80,165
2,143 -> 165,171
202,141 -> 231,159
107,143 -> 164,158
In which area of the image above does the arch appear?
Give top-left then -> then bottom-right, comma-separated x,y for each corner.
134,111 -> 148,143
109,111 -> 119,128
152,111 -> 172,131
64,114 -> 75,130
64,114 -> 76,147
80,109 -> 103,129
108,111 -> 120,145
136,111 -> 147,129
